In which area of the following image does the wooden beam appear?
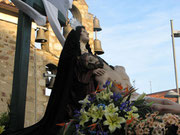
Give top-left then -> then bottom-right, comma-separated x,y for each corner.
8,0 -> 66,132
33,0 -> 66,26
0,0 -> 66,26
8,0 -> 33,131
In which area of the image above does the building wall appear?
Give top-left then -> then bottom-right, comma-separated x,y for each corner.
0,20 -> 16,116
0,0 -> 95,127
0,18 -> 59,127
46,22 -> 63,58
147,90 -> 178,103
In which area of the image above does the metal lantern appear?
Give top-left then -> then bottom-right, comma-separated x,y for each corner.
93,16 -> 102,31
63,23 -> 72,39
94,39 -> 104,55
35,28 -> 47,43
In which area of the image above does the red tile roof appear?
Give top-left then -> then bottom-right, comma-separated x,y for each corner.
147,89 -> 178,102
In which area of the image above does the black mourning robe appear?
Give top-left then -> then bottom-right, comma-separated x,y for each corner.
4,29 -> 96,135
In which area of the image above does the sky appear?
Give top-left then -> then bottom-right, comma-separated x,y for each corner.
85,0 -> 180,94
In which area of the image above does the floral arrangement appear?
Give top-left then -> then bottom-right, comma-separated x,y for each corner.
127,112 -> 180,135
58,80 -> 180,135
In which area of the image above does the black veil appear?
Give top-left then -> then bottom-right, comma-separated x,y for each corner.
5,26 -> 92,135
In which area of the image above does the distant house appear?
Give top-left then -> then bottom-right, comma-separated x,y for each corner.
147,89 -> 178,103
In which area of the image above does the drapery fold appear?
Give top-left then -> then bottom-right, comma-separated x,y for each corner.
11,0 -> 73,45
11,0 -> 46,26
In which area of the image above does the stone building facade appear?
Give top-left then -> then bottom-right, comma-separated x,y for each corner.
0,0 -> 94,127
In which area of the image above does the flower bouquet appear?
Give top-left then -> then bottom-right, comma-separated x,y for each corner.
127,111 -> 180,135
58,80 -> 180,135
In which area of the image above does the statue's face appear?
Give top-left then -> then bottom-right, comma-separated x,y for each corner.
85,54 -> 100,65
80,53 -> 103,70
80,28 -> 89,43
83,53 -> 103,69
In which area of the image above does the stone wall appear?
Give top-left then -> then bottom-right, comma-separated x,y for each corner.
0,19 -> 59,126
0,20 -> 16,115
46,22 -> 63,58
25,47 -> 59,126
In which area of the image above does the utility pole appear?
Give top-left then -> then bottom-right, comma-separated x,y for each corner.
170,20 -> 180,104
149,81 -> 152,93
132,80 -> 136,88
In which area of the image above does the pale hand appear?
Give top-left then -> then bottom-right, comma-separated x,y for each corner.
93,68 -> 105,76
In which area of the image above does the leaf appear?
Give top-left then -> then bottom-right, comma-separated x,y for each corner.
133,99 -> 145,106
136,93 -> 146,101
125,93 -> 131,102
0,112 -> 9,129
146,101 -> 154,106
63,120 -> 76,135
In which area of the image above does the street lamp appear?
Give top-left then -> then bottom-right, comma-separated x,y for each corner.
170,20 -> 180,104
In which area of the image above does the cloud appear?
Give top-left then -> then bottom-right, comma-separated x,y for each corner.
86,0 -> 180,94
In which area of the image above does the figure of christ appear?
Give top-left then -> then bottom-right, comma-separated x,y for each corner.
79,53 -> 180,114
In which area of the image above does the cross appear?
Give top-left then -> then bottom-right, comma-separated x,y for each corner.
8,0 -> 66,131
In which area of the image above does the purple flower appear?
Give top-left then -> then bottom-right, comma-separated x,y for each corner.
120,102 -> 128,110
124,102 -> 134,112
111,92 -> 122,101
74,110 -> 80,114
125,107 -> 131,112
88,95 -> 96,102
88,130 -> 96,134
74,110 -> 80,117
119,106 -> 124,110
120,101 -> 133,111
102,84 -> 106,88
103,80 -> 111,88
97,131 -> 108,135
75,124 -> 80,129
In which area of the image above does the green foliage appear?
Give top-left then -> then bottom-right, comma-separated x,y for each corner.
57,120 -> 77,135
0,111 -> 9,134
0,126 -> 5,134
0,112 -> 9,127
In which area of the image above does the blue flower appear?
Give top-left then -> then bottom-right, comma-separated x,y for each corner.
88,130 -> 96,134
102,84 -> 106,88
125,107 -> 131,112
119,102 -> 128,110
119,101 -> 133,112
111,92 -> 122,101
105,80 -> 110,85
97,103 -> 106,110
